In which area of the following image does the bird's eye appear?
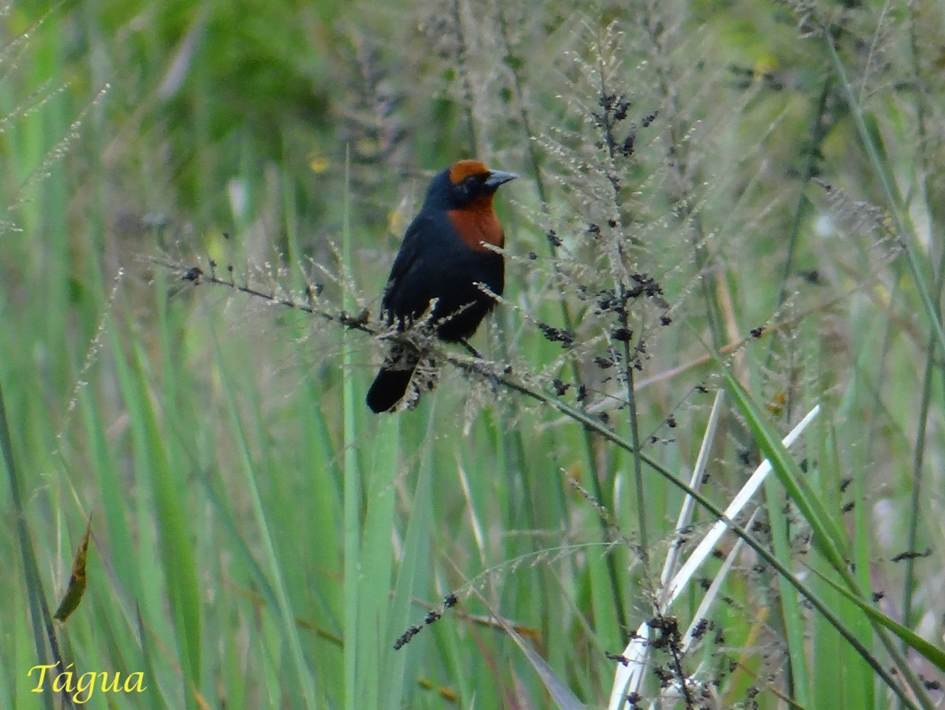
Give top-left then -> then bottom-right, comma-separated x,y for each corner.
464,174 -> 486,190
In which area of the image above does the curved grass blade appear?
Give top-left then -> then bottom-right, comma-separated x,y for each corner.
471,587 -> 584,710
723,371 -> 848,569
810,568 -> 945,672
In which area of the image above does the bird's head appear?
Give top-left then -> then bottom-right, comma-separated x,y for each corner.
425,159 -> 518,209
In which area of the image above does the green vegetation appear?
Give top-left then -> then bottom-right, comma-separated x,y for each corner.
2,1 -> 944,707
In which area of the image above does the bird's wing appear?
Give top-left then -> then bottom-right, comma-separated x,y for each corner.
381,213 -> 431,315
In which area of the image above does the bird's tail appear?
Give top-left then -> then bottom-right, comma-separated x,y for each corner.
366,344 -> 419,413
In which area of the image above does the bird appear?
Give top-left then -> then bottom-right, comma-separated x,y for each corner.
366,159 -> 518,412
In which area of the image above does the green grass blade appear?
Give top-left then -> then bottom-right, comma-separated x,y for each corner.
1,383 -> 59,709
206,335 -> 319,709
129,343 -> 203,701
810,568 -> 945,672
385,410 -> 436,709
723,371 -> 849,569
723,369 -> 933,708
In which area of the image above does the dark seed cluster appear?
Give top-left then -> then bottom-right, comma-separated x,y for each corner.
552,378 -> 570,396
392,624 -> 423,650
392,592 -> 460,650
605,651 -> 630,666
538,322 -> 575,347
890,548 -> 932,563
590,92 -> 644,170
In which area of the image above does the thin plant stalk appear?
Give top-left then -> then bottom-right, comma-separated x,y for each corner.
342,147 -> 362,710
449,0 -> 478,157
496,3 -> 630,634
826,35 -> 945,356
450,0 -> 573,645
902,0 -> 942,646
639,0 -> 725,350
591,31 -> 651,576
902,239 -> 945,638
1,385 -> 69,709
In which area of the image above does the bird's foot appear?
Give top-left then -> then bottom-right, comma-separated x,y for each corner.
459,339 -> 482,359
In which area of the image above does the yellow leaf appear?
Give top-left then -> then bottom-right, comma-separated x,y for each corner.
308,154 -> 330,174
387,209 -> 406,236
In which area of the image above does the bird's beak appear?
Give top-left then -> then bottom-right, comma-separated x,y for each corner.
484,170 -> 518,189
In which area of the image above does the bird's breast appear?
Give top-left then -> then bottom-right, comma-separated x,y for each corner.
447,204 -> 505,253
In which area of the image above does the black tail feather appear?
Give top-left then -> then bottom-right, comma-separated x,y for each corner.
366,365 -> 416,413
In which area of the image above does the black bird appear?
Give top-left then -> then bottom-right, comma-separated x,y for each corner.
366,159 -> 518,412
